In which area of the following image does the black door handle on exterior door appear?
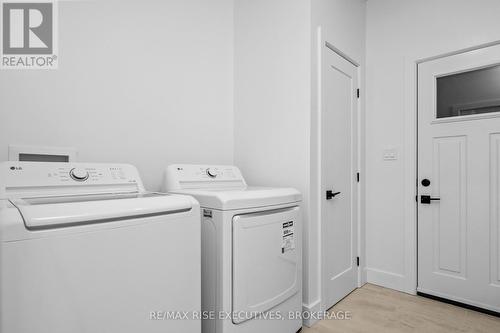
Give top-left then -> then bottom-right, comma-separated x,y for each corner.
421,195 -> 440,204
326,190 -> 341,200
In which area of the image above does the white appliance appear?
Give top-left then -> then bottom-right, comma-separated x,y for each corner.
0,162 -> 201,333
163,165 -> 302,333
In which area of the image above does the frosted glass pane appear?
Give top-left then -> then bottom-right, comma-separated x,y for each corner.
437,65 -> 500,118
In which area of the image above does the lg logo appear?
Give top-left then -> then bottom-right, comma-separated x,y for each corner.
2,2 -> 53,54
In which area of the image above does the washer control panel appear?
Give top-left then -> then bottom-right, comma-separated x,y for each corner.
0,162 -> 144,195
39,166 -> 131,183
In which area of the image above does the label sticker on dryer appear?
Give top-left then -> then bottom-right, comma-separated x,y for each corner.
282,221 -> 295,253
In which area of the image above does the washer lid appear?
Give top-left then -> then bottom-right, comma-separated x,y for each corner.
172,186 -> 301,210
11,193 -> 193,229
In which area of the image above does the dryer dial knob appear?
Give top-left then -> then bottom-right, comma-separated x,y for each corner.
70,168 -> 89,181
206,168 -> 219,178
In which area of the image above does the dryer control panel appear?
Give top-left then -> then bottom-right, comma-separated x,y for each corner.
163,164 -> 247,191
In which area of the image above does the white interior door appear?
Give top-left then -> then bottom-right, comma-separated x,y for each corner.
418,44 -> 500,313
321,44 -> 359,310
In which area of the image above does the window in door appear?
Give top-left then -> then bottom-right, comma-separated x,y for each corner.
437,64 -> 500,118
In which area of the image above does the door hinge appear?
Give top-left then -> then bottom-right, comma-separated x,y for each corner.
356,257 -> 360,267
356,88 -> 360,98
356,172 -> 360,183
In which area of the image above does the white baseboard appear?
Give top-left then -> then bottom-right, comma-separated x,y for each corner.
365,267 -> 413,294
302,299 -> 321,328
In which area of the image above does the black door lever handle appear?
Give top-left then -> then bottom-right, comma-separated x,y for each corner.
421,195 -> 440,204
326,190 -> 341,200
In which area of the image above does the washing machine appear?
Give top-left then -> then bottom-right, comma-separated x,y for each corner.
0,162 -> 201,333
163,164 -> 302,333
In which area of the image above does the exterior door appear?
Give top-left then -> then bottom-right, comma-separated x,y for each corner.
418,44 -> 500,313
322,44 -> 359,310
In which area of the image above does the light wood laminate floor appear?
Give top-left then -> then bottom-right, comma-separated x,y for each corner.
302,284 -> 500,333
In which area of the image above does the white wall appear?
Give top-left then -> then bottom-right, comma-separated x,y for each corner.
233,0 -> 311,312
233,0 -> 311,194
309,0 -> 366,315
365,0 -> 500,293
0,0 -> 234,191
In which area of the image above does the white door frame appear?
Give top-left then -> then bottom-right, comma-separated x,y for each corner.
316,28 -> 364,313
405,40 -> 500,295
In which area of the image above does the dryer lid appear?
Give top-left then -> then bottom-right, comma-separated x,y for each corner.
11,193 -> 193,229
172,186 -> 301,210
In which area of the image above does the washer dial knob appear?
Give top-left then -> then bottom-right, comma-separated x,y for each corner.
70,168 -> 89,181
206,168 -> 219,178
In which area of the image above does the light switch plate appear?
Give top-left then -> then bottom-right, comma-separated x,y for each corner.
383,148 -> 398,161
